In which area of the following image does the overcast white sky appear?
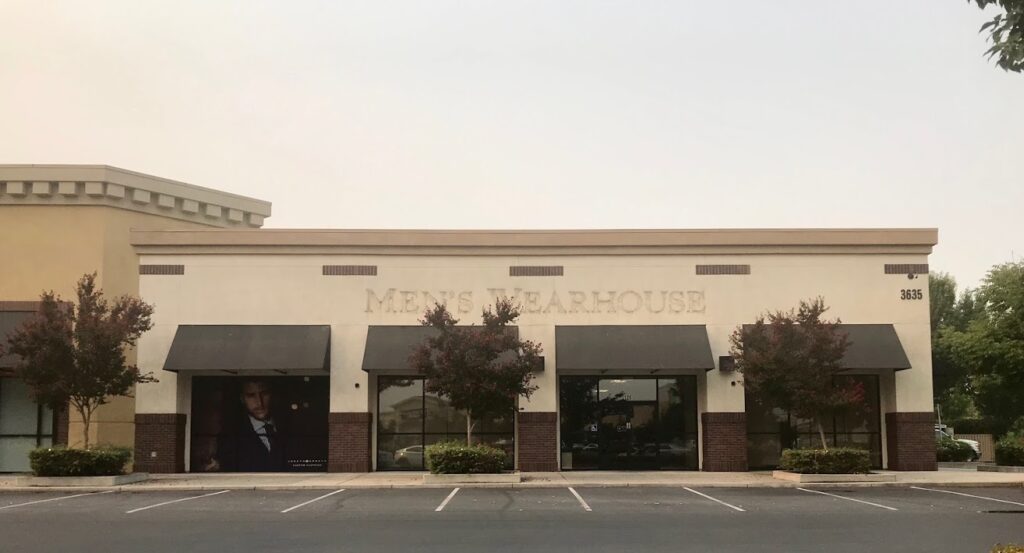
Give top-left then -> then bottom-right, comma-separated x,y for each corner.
1,1 -> 1020,287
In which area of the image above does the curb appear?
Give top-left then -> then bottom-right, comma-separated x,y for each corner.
2,480 -> 1022,493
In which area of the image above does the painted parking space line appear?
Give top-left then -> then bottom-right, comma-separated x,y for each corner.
0,490 -> 114,511
125,490 -> 230,514
435,488 -> 460,512
683,487 -> 745,512
910,486 -> 1024,508
567,487 -> 592,512
797,488 -> 898,511
281,489 -> 346,514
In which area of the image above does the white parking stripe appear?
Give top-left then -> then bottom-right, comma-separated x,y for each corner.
0,490 -> 114,511
911,486 -> 1024,507
125,490 -> 230,514
683,487 -> 745,512
434,488 -> 460,512
281,489 -> 346,514
797,488 -> 898,511
568,487 -> 592,512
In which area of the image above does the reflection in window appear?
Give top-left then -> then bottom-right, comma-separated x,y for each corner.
0,377 -> 55,473
377,376 -> 514,471
745,375 -> 882,468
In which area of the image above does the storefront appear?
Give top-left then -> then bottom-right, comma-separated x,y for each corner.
130,228 -> 939,473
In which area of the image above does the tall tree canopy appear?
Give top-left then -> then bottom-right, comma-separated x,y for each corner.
970,0 -> 1024,72
941,262 -> 1024,431
411,298 -> 541,444
2,273 -> 155,448
730,298 -> 860,450
930,272 -> 985,420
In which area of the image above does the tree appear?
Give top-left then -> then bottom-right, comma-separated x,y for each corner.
2,273 -> 156,448
941,262 -> 1024,432
969,0 -> 1024,72
411,298 -> 541,445
729,298 -> 862,450
930,271 -> 984,420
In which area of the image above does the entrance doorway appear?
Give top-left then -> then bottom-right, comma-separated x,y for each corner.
559,376 -> 698,470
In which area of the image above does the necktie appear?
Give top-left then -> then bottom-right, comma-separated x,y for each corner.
262,422 -> 277,451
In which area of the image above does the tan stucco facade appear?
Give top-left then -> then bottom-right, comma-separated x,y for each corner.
0,165 -> 270,451
132,228 -> 937,471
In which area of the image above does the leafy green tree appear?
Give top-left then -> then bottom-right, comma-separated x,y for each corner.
411,298 -> 541,445
941,262 -> 1024,432
730,298 -> 861,450
2,273 -> 155,448
969,0 -> 1024,72
930,272 -> 984,415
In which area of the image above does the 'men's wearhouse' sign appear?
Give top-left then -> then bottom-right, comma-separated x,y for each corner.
365,288 -> 705,315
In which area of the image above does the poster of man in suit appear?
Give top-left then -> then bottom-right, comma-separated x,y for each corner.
190,376 -> 328,472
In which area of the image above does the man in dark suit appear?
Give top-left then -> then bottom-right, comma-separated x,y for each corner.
210,378 -> 289,472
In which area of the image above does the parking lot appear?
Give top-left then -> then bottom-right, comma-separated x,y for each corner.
1,485 -> 1023,552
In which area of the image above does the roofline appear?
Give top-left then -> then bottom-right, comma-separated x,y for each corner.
130,228 -> 938,253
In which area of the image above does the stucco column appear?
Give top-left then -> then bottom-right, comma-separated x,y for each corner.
133,324 -> 189,473
701,340 -> 747,471
516,324 -> 558,471
887,324 -> 937,471
328,325 -> 371,472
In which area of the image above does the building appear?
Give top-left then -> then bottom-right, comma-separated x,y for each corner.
131,228 -> 938,473
0,165 -> 270,471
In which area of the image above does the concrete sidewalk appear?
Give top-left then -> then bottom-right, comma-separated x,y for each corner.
2,468 -> 1023,492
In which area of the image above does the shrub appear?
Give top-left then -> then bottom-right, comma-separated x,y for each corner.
992,545 -> 1024,553
947,417 -> 999,435
29,446 -> 132,477
425,442 -> 506,474
936,437 -> 976,462
778,448 -> 871,474
995,435 -> 1024,466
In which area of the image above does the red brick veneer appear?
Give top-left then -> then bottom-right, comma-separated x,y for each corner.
701,412 -> 748,471
329,412 -> 372,472
134,413 -> 186,473
885,412 -> 937,471
517,411 -> 558,471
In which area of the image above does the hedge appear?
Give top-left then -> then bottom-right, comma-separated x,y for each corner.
29,446 -> 132,477
778,448 -> 871,474
936,437 -> 976,462
946,417 -> 999,435
995,436 -> 1024,467
992,545 -> 1024,553
425,442 -> 506,474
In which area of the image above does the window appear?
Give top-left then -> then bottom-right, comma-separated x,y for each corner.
745,375 -> 882,469
376,376 -> 514,470
0,377 -> 54,473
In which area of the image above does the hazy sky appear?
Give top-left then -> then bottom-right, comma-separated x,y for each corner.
1,1 -> 1020,288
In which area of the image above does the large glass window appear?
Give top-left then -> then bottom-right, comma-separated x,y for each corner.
377,376 -> 514,471
559,376 -> 698,471
746,375 -> 882,468
0,377 -> 54,473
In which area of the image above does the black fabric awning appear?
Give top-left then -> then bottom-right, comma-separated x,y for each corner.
555,325 -> 715,373
163,325 -> 330,373
361,325 -> 523,373
739,323 -> 911,370
0,311 -> 34,369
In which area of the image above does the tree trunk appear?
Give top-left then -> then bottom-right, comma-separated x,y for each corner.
816,420 -> 828,451
466,412 -> 473,446
75,403 -> 92,449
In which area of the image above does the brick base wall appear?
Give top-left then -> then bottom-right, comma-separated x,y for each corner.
517,411 -> 558,472
701,412 -> 748,471
329,412 -> 371,472
886,412 -> 937,471
53,405 -> 69,446
133,414 -> 186,473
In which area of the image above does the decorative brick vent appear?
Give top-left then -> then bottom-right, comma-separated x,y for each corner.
701,412 -> 748,471
884,264 -> 929,275
696,264 -> 751,275
517,412 -> 558,471
323,265 -> 378,276
139,264 -> 184,275
509,266 -> 564,277
328,412 -> 372,472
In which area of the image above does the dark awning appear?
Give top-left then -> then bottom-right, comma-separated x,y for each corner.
163,325 -> 330,373
555,325 -> 715,373
362,325 -> 523,373
0,311 -> 34,369
738,323 -> 911,370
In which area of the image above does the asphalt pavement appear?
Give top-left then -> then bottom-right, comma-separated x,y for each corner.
1,486 -> 1023,552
